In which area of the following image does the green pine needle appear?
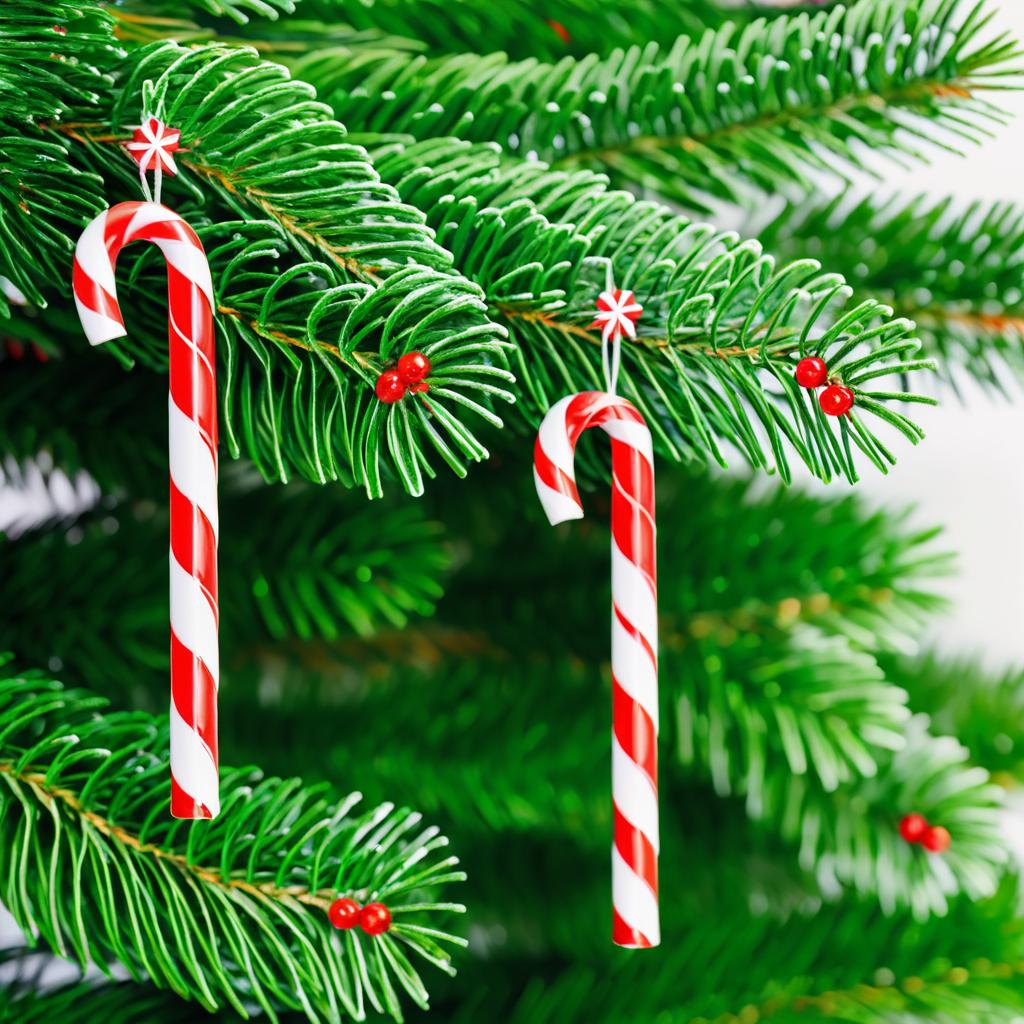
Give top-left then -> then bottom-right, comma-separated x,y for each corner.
296,0 -> 1022,211
759,192 -> 1024,392
0,474 -> 453,696
0,660 -> 467,1023
367,136 -> 937,483
422,880 -> 1024,1023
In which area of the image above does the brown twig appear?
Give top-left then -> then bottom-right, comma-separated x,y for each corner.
216,304 -> 373,371
706,960 -> 1024,1024
909,307 -> 1024,335
0,762 -> 340,911
665,587 -> 895,650
496,304 -> 800,361
556,80 -> 978,169
45,122 -> 382,284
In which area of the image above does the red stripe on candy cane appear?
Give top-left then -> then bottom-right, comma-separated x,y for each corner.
73,201 -> 220,819
170,480 -> 218,612
614,804 -> 658,889
613,907 -> 653,948
534,390 -> 660,947
613,683 -> 657,784
170,632 -> 219,763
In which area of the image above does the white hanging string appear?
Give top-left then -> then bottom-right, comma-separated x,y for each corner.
138,163 -> 153,203
600,261 -> 622,397
133,115 -> 167,205
139,161 -> 165,205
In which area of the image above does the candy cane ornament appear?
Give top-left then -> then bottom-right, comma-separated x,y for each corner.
72,122 -> 220,820
533,274 -> 658,948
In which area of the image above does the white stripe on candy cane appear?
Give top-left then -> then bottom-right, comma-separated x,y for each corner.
534,390 -> 659,947
73,201 -> 220,820
169,398 -> 219,540
612,845 -> 660,944
612,738 -> 660,850
611,542 -> 658,648
169,699 -> 220,817
169,556 -> 220,682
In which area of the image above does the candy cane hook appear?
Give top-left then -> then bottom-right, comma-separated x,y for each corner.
534,391 -> 659,948
73,201 -> 220,819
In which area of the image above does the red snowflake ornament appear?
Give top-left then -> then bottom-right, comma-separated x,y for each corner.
591,288 -> 643,344
126,117 -> 182,176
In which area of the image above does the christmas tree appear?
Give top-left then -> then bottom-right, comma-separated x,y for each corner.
2,0 -> 1023,1020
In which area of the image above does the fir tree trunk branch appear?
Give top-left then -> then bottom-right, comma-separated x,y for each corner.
1,762 -> 336,911
44,121 -> 383,283
554,80 -> 982,171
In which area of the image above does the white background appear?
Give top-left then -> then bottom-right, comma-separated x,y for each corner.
822,2 -> 1024,668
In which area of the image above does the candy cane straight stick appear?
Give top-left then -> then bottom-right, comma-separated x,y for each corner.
73,200 -> 220,819
533,272 -> 658,948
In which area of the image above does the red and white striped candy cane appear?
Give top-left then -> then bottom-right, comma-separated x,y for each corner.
534,390 -> 659,948
73,201 -> 220,819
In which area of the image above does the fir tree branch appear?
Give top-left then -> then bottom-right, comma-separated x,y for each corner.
706,963 -> 1024,1024
0,950 -> 204,1023
11,22 -> 516,496
226,636 -> 1004,918
880,653 -> 1024,782
125,0 -> 300,28
295,0 -> 835,61
758,193 -> 1024,391
225,472 -> 1002,917
110,0 -> 841,61
365,136 -> 936,483
0,5 -> 118,306
294,0 -> 1022,211
0,475 -> 453,696
0,347 -> 165,497
433,470 -> 951,663
0,132 -> 108,310
426,880 -> 1024,1022
49,194 -> 512,493
5,2 -> 1024,1021
0,2 -> 119,121
731,713 -> 1006,919
8,16 -> 957,490
111,0 -> 426,54
0,661 -> 467,1023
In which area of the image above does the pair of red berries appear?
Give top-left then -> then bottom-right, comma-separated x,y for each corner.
328,897 -> 392,935
4,340 -> 48,362
899,813 -> 951,853
794,356 -> 854,417
375,351 -> 432,404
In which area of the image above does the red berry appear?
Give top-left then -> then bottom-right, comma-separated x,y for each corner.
795,356 -> 828,389
899,813 -> 928,844
547,18 -> 571,44
328,897 -> 361,930
409,381 -> 430,394
819,384 -> 854,417
52,25 -> 68,34
922,825 -> 951,853
375,369 -> 406,404
397,351 -> 431,385
359,902 -> 392,936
